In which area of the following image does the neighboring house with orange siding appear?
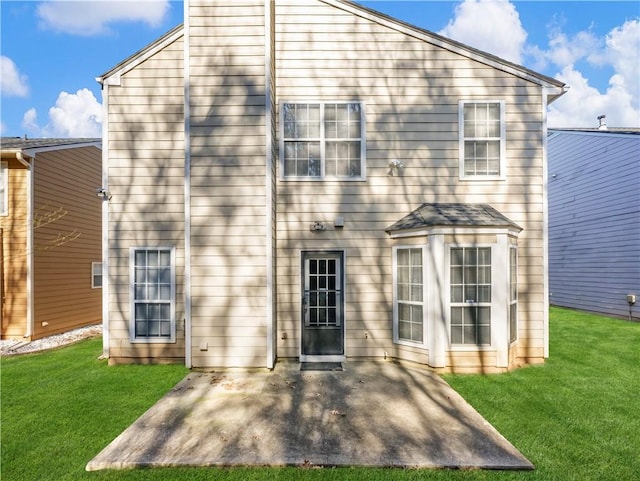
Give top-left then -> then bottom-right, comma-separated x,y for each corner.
97,0 -> 566,372
0,137 -> 102,340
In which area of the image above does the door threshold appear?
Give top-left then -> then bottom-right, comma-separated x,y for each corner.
299,355 -> 345,363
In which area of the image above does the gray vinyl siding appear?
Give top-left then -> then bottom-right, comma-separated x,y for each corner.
274,0 -> 548,364
188,0 -> 268,367
106,35 -> 186,362
548,130 -> 640,320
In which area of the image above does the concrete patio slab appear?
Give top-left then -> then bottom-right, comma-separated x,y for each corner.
86,361 -> 533,471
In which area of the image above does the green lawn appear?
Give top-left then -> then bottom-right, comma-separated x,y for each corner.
2,307 -> 638,481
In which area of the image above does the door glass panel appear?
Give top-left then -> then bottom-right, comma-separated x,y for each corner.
305,255 -> 341,328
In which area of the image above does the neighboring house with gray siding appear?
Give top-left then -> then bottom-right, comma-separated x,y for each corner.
548,128 -> 640,321
97,0 -> 566,372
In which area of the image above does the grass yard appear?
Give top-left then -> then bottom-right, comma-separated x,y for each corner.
1,307 -> 638,481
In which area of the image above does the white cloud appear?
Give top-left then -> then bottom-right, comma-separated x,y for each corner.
439,0 -> 527,64
22,89 -> 102,138
548,66 -> 639,128
22,108 -> 40,133
1,56 -> 29,97
37,0 -> 170,36
598,20 -> 640,107
546,29 -> 600,68
543,19 -> 640,128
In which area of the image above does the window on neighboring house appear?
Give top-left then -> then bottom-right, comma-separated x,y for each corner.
91,262 -> 102,289
0,161 -> 7,216
459,101 -> 505,180
130,247 -> 175,342
394,247 -> 424,344
450,247 -> 492,345
509,247 -> 518,343
281,102 -> 365,180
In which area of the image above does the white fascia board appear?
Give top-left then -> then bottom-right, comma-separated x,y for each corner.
96,25 -> 184,85
22,142 -> 102,158
388,226 -> 520,239
322,0 -> 565,90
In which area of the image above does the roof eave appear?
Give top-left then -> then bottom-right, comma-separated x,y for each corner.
387,224 -> 522,239
97,23 -> 184,86
325,0 -> 566,91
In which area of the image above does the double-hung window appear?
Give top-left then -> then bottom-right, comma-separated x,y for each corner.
0,161 -> 7,216
459,101 -> 505,180
394,247 -> 425,344
91,262 -> 102,289
281,102 -> 365,180
130,247 -> 175,342
450,247 -> 492,345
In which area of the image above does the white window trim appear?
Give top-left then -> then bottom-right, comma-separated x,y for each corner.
91,262 -> 102,289
458,100 -> 506,181
445,243 -> 496,351
129,247 -> 176,344
0,161 -> 7,216
392,245 -> 428,349
509,246 -> 518,344
279,100 -> 366,181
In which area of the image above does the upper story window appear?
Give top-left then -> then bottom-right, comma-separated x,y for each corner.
280,102 -> 365,180
459,101 -> 505,180
0,161 -> 7,216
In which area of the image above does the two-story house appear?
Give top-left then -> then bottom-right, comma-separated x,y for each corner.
1,137 -> 102,340
97,0 -> 566,372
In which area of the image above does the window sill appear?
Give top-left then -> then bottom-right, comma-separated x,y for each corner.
449,344 -> 494,351
130,337 -> 176,344
279,177 -> 367,182
458,176 -> 506,182
394,339 -> 427,350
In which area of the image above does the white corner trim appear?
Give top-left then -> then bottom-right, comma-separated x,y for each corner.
183,0 -> 192,369
265,0 -> 275,370
542,90 -> 550,359
101,83 -> 110,358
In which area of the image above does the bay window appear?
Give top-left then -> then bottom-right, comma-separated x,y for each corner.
450,247 -> 492,345
394,247 -> 425,345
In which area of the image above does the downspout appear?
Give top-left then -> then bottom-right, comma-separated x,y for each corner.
542,89 -> 550,359
16,152 -> 34,339
264,0 -> 275,369
183,0 -> 192,369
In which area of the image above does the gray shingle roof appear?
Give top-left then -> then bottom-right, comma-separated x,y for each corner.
386,203 -> 522,233
1,137 -> 101,151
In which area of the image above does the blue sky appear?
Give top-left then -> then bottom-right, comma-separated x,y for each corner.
1,0 -> 638,138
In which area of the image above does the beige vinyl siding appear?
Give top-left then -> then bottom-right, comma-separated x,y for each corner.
107,35 -> 186,363
0,160 -> 29,338
30,147 -> 102,339
274,0 -> 546,366
188,1 -> 268,367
